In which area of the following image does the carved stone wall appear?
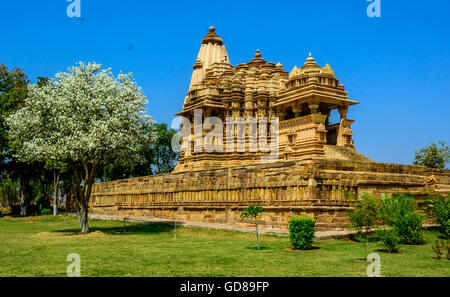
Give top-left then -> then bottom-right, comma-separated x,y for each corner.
90,160 -> 450,230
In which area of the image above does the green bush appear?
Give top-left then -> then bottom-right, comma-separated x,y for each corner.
377,228 -> 400,253
432,240 -> 446,260
426,194 -> 450,239
40,207 -> 52,215
288,217 -> 315,250
348,193 -> 380,257
0,207 -> 12,216
348,193 -> 379,235
379,193 -> 425,245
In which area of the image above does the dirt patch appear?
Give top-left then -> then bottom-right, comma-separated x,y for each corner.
83,231 -> 107,237
31,232 -> 54,238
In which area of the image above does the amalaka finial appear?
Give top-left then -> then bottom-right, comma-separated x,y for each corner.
255,49 -> 262,58
307,52 -> 314,62
201,26 -> 223,45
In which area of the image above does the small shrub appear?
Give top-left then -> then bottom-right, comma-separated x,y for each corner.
426,194 -> 450,239
240,205 -> 264,250
288,217 -> 315,250
348,193 -> 379,233
432,240 -> 444,260
377,228 -> 400,253
348,193 -> 380,257
40,207 -> 52,215
445,241 -> 450,260
0,207 -> 12,216
379,193 -> 425,245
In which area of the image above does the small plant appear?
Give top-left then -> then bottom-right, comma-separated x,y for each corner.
348,193 -> 379,257
444,240 -> 450,260
432,240 -> 444,260
240,205 -> 264,250
288,217 -> 316,250
426,194 -> 450,239
0,207 -> 12,216
377,228 -> 400,253
39,206 -> 52,215
378,193 -> 425,245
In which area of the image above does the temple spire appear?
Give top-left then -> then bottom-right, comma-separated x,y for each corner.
188,26 -> 231,91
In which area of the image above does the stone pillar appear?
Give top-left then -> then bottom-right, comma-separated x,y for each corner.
293,104 -> 302,118
307,178 -> 318,200
338,106 -> 348,120
308,103 -> 319,114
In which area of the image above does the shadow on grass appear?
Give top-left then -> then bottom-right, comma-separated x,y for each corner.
53,222 -> 175,235
375,248 -> 405,254
244,246 -> 271,251
349,236 -> 379,243
283,246 -> 321,252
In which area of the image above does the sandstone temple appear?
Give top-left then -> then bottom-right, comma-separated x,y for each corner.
90,27 -> 450,230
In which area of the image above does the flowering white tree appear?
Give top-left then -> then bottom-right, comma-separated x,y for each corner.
7,62 -> 153,233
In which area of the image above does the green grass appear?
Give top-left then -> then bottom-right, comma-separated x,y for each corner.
0,215 -> 448,277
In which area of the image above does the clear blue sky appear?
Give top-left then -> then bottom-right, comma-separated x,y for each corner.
1,0 -> 449,165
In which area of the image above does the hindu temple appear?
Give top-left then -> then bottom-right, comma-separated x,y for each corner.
90,27 -> 450,230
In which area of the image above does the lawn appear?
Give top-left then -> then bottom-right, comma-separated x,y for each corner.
0,215 -> 448,277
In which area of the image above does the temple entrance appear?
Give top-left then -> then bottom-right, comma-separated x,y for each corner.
326,124 -> 338,145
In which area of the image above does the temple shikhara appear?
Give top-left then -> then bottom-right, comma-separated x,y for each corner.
90,27 -> 450,230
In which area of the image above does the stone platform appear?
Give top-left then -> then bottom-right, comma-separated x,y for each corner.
89,159 -> 450,230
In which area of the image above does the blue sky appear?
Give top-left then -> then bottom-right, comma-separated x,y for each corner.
1,0 -> 449,165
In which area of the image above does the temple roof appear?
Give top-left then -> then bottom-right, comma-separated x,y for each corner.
181,28 -> 357,116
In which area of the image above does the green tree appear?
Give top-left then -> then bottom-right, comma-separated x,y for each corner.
0,177 -> 20,206
0,65 -> 41,214
101,123 -> 178,181
4,160 -> 43,214
241,205 -> 264,249
7,62 -> 153,232
44,161 -> 68,216
426,194 -> 450,239
378,193 -> 425,245
413,141 -> 450,169
151,123 -> 178,174
100,125 -> 154,181
0,64 -> 28,169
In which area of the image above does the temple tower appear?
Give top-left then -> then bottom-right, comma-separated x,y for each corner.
173,27 -> 371,173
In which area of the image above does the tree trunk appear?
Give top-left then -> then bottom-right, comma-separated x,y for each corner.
78,207 -> 89,233
19,180 -> 26,216
72,162 -> 97,234
40,170 -> 52,208
53,170 -> 60,216
255,219 -> 260,250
